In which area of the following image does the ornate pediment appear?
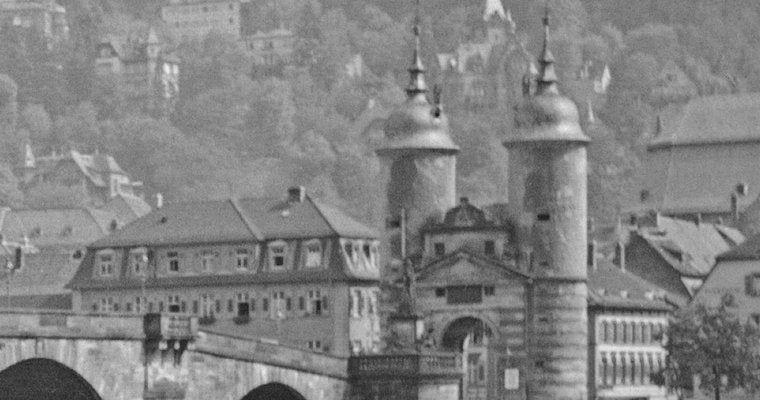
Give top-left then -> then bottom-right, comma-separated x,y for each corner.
417,250 -> 527,286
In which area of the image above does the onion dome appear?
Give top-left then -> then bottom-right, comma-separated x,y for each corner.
377,7 -> 459,157
504,8 -> 589,148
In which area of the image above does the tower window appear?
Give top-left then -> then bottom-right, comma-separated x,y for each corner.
483,286 -> 495,296
434,242 -> 445,256
537,213 -> 551,222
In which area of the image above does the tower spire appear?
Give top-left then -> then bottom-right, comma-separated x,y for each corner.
407,0 -> 428,100
536,3 -> 559,94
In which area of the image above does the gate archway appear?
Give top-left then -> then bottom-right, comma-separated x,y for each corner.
0,357 -> 102,400
241,382 -> 307,400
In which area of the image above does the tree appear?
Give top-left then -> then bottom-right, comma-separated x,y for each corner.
659,298 -> 760,400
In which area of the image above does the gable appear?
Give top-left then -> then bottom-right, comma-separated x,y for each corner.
417,251 -> 525,286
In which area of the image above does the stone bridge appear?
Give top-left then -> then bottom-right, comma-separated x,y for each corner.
0,310 -> 461,400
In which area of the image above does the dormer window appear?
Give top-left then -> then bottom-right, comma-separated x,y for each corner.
304,240 -> 322,268
344,242 -> 354,260
236,248 -> 250,270
269,242 -> 287,270
97,250 -> 115,277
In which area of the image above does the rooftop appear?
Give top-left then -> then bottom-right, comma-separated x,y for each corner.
89,191 -> 377,249
588,261 -> 672,311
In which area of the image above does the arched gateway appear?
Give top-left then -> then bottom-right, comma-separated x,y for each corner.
0,358 -> 102,400
442,317 -> 496,400
240,382 -> 308,400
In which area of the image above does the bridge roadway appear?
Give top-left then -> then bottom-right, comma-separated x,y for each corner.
0,309 -> 348,400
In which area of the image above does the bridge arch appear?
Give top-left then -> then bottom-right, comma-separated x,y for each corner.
0,357 -> 102,400
240,382 -> 307,400
441,316 -> 496,351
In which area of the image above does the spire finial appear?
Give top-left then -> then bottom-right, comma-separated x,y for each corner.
407,0 -> 428,99
536,1 -> 558,94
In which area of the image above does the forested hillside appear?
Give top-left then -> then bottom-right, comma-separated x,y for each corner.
1,0 -> 759,225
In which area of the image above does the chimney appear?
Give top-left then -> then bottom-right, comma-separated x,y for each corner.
587,240 -> 597,271
288,186 -> 306,203
155,193 -> 163,209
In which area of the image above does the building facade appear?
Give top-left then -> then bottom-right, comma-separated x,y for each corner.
376,9 -> 591,400
693,233 -> 760,324
95,28 -> 180,112
67,188 -> 382,357
0,0 -> 68,45
160,0 -> 242,41
588,260 -> 672,400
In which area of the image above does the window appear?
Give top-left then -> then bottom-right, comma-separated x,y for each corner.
167,251 -> 180,273
434,242 -> 445,256
307,340 -> 322,351
344,242 -> 354,260
200,250 -> 214,273
435,288 -> 446,297
236,248 -> 249,270
362,243 -> 371,259
272,291 -> 285,318
167,295 -> 181,313
309,290 -> 322,315
304,240 -> 322,268
299,296 -> 305,311
99,297 -> 114,312
269,242 -> 287,269
355,290 -> 365,316
368,292 -> 376,315
236,293 -> 250,317
134,296 -> 146,314
130,249 -> 147,276
97,251 -> 115,277
447,286 -> 483,304
286,297 -> 292,311
262,298 -> 269,312
483,286 -> 495,296
484,240 -> 495,256
746,273 -> 760,297
227,299 -> 234,313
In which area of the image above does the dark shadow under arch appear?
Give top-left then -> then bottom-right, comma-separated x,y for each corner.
442,316 -> 494,351
0,357 -> 102,400
241,382 -> 307,400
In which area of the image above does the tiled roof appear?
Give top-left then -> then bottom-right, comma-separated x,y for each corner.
649,93 -> 760,147
587,261 -> 672,311
633,93 -> 760,215
89,195 -> 377,248
0,249 -> 82,296
637,216 -> 743,277
716,233 -> 760,261
99,194 -> 152,224
0,208 -> 116,248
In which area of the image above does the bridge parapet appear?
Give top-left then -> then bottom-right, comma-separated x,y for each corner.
195,329 -> 348,379
0,308 -> 145,339
348,352 -> 463,400
348,352 -> 461,378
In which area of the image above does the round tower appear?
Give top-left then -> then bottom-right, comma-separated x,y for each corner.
503,9 -> 589,400
376,9 -> 459,259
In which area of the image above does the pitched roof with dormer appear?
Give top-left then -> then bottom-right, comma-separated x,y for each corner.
88,195 -> 377,249
631,216 -> 743,277
587,261 -> 672,312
